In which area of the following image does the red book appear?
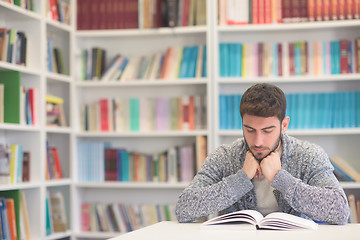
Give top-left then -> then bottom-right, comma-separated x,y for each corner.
6,199 -> 17,240
188,96 -> 195,130
315,0 -> 323,21
105,148 -> 118,181
323,0 -> 330,20
308,0 -> 315,21
353,0 -> 360,18
258,0 -> 265,24
339,0 -> 346,19
49,0 -> 59,21
264,0 -> 272,23
282,0 -> 292,22
252,0 -> 259,24
81,203 -> 91,231
182,0 -> 189,26
51,148 -> 63,179
91,0 -> 100,29
99,98 -> 109,131
339,39 -> 349,73
330,0 -> 339,20
28,88 -> 36,125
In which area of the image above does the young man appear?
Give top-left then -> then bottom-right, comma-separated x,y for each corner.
175,83 -> 349,225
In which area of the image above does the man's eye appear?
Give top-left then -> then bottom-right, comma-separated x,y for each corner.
263,130 -> 273,133
246,129 -> 255,133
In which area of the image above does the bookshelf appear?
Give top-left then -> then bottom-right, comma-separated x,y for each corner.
71,0 -> 211,238
0,0 -> 74,239
213,0 -> 360,222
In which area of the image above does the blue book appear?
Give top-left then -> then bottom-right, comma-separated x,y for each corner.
219,43 -> 226,77
237,43 -> 243,77
233,94 -> 241,129
228,95 -> 234,129
202,45 -> 207,77
130,98 -> 140,131
219,95 -> 226,130
330,41 -> 336,75
47,36 -> 54,72
190,45 -> 199,77
116,149 -> 124,181
323,93 -> 332,129
356,92 -> 360,127
322,41 -> 327,75
121,150 -> 130,182
311,93 -> 320,129
238,95 -> 242,129
179,46 -> 190,78
229,43 -> 236,77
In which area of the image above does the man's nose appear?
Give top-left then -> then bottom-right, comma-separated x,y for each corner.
254,132 -> 263,147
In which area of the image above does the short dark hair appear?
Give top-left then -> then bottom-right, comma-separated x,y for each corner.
240,83 -> 287,121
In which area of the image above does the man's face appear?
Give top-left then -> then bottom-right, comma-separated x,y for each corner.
242,114 -> 289,161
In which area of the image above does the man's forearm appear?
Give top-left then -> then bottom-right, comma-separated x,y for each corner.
176,170 -> 253,223
273,169 -> 350,224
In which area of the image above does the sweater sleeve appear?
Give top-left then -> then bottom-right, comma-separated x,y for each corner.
272,147 -> 350,225
175,145 -> 253,223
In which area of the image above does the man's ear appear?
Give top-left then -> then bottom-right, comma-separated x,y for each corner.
281,116 -> 290,132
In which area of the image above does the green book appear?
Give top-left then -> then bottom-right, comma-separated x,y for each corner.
0,71 -> 21,124
0,189 -> 21,240
130,98 -> 139,131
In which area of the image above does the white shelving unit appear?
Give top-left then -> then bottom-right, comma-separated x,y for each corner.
212,2 -> 360,207
0,0 -> 74,239
70,2 -> 213,239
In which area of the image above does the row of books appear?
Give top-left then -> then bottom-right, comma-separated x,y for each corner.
45,142 -> 63,181
219,38 -> 359,78
0,190 -> 31,240
2,0 -> 33,10
80,95 -> 207,133
46,94 -> 67,127
47,35 -> 67,75
218,0 -> 360,25
0,71 -> 36,125
78,136 -> 206,182
0,28 -> 27,66
140,0 -> 207,29
46,0 -> 71,24
81,202 -> 177,232
76,0 -> 206,30
219,91 -> 360,130
348,194 -> 360,223
0,144 -> 30,185
45,191 -> 68,235
80,45 -> 207,81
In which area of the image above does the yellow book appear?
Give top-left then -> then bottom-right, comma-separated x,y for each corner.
242,44 -> 247,77
46,94 -> 64,104
9,144 -> 17,184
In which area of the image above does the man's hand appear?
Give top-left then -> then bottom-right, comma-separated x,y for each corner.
260,151 -> 281,182
242,151 -> 262,180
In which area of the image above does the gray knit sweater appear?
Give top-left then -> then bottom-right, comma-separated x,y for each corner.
175,134 -> 350,224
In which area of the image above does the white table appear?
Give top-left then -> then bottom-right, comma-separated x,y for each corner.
109,221 -> 360,240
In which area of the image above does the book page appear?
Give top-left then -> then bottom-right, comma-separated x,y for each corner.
203,210 -> 264,226
259,212 -> 318,230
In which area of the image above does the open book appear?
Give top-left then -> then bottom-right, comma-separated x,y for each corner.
202,210 -> 318,230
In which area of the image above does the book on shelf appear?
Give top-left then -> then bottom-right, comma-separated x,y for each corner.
79,137 -> 206,183
218,0 -> 359,25
219,39 -> 359,78
202,209 -> 318,231
0,28 -> 27,66
81,202 -> 177,233
46,142 -> 63,180
0,144 -> 11,185
348,194 -> 360,223
47,0 -> 71,24
46,35 -> 67,75
331,156 -> 360,182
220,91 -> 360,130
20,191 -> 31,240
80,95 -> 207,133
0,190 -> 22,240
79,44 -> 207,81
46,94 -> 67,127
49,191 -> 68,232
0,71 -> 21,124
